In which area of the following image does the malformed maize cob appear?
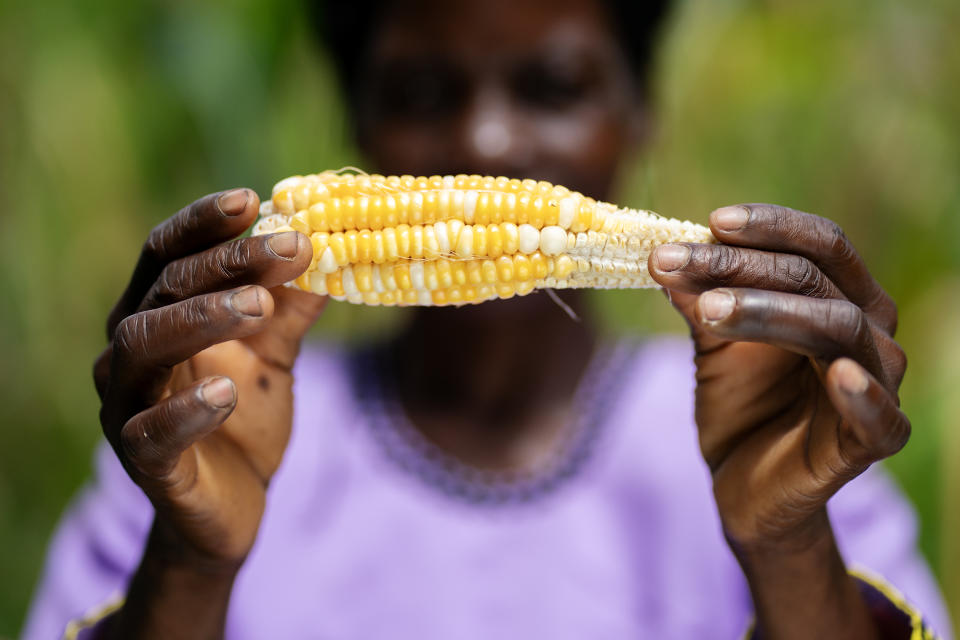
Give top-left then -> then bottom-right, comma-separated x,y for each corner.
252,171 -> 714,306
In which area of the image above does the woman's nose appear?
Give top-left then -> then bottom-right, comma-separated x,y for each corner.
455,85 -> 532,176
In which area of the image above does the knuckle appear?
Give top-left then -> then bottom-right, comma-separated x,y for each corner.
113,314 -> 147,360
825,300 -> 867,352
705,244 -> 743,279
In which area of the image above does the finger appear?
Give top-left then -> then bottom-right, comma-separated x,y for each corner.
242,286 -> 328,371
708,204 -> 897,334
107,189 -> 260,339
137,231 -> 311,312
819,358 -> 911,478
694,288 -> 885,382
650,243 -> 845,300
93,345 -> 112,401
120,377 -> 236,484
103,285 -> 273,434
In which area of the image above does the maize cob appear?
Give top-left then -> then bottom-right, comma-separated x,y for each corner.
252,171 -> 714,306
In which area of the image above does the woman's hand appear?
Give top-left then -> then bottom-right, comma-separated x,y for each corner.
95,188 -> 324,567
649,203 -> 908,639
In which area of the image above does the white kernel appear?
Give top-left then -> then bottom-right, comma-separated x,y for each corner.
456,225 -> 474,259
558,197 -> 576,229
346,292 -> 364,304
540,225 -> 567,256
271,176 -> 302,196
308,272 -> 328,295
342,266 -> 359,296
434,221 -> 451,254
410,262 -> 426,289
463,190 -> 478,223
372,266 -> 385,293
518,224 -> 539,254
318,247 -> 339,274
443,175 -> 455,189
417,290 -> 433,306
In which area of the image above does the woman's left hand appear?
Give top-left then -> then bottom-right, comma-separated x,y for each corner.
649,203 -> 909,637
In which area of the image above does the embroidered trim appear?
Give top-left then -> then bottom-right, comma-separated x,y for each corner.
350,341 -> 636,506
62,593 -> 124,639
740,567 -> 940,639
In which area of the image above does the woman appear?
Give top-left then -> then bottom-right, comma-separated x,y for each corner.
23,0 -> 951,638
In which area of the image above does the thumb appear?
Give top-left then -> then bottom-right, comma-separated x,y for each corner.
661,288 -> 729,354
243,286 -> 328,370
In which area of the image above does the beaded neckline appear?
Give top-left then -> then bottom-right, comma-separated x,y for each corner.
349,340 -> 636,506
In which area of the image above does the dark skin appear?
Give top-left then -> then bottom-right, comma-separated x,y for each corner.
92,0 -> 910,637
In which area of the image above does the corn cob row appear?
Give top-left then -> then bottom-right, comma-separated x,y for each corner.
252,171 -> 714,306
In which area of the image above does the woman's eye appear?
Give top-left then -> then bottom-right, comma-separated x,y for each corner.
372,66 -> 463,119
513,64 -> 593,111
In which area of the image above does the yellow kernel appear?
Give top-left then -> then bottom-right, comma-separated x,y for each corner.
451,260 -> 468,286
396,224 -> 411,258
465,260 -> 482,285
423,191 -> 439,223
383,228 -> 399,260
355,196 -> 370,229
475,192 -> 492,225
496,282 -> 516,299
409,192 -> 424,225
517,194 -> 531,224
354,264 -> 373,292
290,211 -> 311,235
436,259 -> 454,288
295,272 -> 310,291
356,230 -> 372,263
410,225 -> 424,259
530,251 -> 548,279
554,255 -> 576,279
326,271 -> 345,297
529,196 -> 546,228
341,196 -> 357,230
513,254 -> 532,282
380,263 -> 398,290
447,286 -> 463,305
472,224 -> 487,257
431,289 -> 448,306
344,230 -> 359,263
308,202 -> 330,232
380,290 -> 398,306
423,261 -> 439,290
394,263 -> 412,290
423,224 -> 441,259
481,259 -> 498,284
487,224 -> 503,258
496,255 -> 514,282
501,222 -> 519,254
328,233 -> 348,266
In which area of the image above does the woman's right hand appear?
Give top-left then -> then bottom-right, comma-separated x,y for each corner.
94,188 -> 325,568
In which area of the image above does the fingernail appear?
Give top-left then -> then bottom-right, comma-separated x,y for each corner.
700,290 -> 736,322
713,206 -> 750,232
267,231 -> 298,259
218,189 -> 250,216
201,377 -> 236,408
653,244 -> 691,272
836,359 -> 869,395
231,286 -> 263,316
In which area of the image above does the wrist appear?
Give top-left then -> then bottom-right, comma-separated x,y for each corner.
728,511 -> 878,640
107,520 -> 241,640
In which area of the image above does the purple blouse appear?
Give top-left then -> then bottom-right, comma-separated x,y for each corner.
22,338 -> 953,639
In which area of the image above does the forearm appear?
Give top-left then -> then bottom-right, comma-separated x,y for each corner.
96,520 -> 241,640
731,511 -> 878,640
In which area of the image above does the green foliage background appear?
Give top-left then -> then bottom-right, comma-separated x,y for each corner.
1,0 -> 958,634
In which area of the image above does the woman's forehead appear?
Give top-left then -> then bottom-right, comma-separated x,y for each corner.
368,0 -> 619,64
